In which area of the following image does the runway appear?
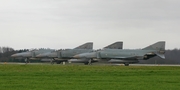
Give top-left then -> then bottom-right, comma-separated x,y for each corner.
1,62 -> 180,66
129,64 -> 180,67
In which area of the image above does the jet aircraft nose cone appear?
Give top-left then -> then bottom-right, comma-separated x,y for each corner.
11,53 -> 22,57
11,54 -> 17,57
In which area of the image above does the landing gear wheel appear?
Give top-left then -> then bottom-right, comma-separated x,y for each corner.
124,63 -> 129,66
84,62 -> 88,65
88,60 -> 92,65
56,61 -> 61,64
25,58 -> 29,64
51,60 -> 54,65
51,58 -> 56,65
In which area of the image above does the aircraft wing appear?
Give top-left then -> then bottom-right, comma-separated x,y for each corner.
111,56 -> 139,60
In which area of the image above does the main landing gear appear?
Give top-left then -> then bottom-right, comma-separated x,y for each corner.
124,63 -> 129,66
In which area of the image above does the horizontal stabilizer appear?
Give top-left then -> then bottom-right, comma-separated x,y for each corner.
156,53 -> 165,59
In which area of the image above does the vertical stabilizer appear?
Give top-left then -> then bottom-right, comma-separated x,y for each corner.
104,42 -> 123,49
74,42 -> 93,49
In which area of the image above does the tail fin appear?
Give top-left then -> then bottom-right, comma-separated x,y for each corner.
104,42 -> 123,49
74,42 -> 93,49
143,41 -> 165,50
143,41 -> 166,59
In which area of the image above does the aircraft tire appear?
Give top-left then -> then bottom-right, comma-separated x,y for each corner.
124,63 -> 129,66
25,58 -> 28,64
84,62 -> 88,65
51,61 -> 54,65
56,61 -> 61,64
88,60 -> 92,65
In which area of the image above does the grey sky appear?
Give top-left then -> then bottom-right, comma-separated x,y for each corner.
0,0 -> 179,50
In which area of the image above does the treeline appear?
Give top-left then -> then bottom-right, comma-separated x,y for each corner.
0,47 -> 29,62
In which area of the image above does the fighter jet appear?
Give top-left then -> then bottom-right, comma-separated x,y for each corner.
11,49 -> 55,64
69,41 -> 123,65
73,41 -> 165,66
36,42 -> 93,64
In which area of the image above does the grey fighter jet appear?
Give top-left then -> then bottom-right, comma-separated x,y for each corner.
11,49 -> 55,64
73,41 -> 165,66
69,41 -> 123,65
36,42 -> 93,64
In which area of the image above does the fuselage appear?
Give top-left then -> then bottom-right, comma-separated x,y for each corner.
74,49 -> 157,60
11,49 -> 55,59
36,49 -> 93,59
98,49 -> 156,60
11,52 -> 32,58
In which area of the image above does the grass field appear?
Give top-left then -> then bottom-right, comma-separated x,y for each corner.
0,64 -> 180,90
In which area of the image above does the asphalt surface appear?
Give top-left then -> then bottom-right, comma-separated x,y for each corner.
1,62 -> 180,66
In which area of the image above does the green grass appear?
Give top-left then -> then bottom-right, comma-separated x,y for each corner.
0,64 -> 180,90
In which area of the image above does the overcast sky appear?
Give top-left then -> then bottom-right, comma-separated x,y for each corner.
0,0 -> 179,50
